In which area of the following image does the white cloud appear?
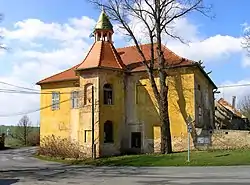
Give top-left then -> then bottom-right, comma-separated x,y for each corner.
0,16 -> 96,126
216,79 -> 250,109
0,10 -> 248,126
111,4 -> 243,64
2,16 -> 96,42
0,77 -> 39,126
242,55 -> 250,67
168,35 -> 242,62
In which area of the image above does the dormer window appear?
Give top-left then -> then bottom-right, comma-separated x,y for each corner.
103,83 -> 113,105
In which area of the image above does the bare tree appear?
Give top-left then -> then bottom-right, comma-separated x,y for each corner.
238,95 -> 250,120
15,115 -> 32,145
90,0 -> 212,153
0,14 -> 7,50
242,26 -> 250,55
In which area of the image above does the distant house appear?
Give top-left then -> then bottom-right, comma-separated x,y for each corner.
215,97 -> 249,130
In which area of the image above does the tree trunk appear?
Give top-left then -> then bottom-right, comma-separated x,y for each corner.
159,84 -> 172,154
24,127 -> 27,146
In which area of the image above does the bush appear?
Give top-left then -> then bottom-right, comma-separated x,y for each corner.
0,133 -> 5,149
27,131 -> 40,146
37,135 -> 86,159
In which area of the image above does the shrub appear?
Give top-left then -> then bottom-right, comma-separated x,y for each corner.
0,133 -> 5,149
27,131 -> 40,146
37,135 -> 86,159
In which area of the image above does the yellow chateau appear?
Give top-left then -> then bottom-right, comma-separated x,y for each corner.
37,10 -> 217,157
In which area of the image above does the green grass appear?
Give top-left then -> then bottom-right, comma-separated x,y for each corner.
4,137 -> 23,148
36,149 -> 250,166
0,125 -> 40,134
0,125 -> 40,148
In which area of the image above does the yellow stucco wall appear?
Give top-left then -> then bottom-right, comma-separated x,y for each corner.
78,71 -> 100,157
39,66 -> 215,155
136,68 -> 195,140
98,70 -> 125,156
40,80 -> 81,140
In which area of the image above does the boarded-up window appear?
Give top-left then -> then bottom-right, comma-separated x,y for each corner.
104,121 -> 114,143
198,106 -> 203,125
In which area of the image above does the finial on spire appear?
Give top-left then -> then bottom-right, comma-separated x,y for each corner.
94,9 -> 113,31
94,8 -> 114,42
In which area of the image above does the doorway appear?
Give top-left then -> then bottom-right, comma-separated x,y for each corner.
131,132 -> 141,149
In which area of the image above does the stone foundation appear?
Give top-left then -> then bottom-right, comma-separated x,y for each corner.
172,135 -> 195,152
170,130 -> 250,152
210,130 -> 250,149
100,143 -> 120,156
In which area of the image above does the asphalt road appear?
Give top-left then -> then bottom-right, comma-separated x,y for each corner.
1,147 -> 250,185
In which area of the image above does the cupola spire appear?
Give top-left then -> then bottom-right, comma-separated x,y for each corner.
94,9 -> 113,42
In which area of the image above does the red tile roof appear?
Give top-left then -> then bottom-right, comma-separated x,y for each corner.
117,43 -> 191,65
36,43 -> 194,85
218,98 -> 244,118
76,41 -> 125,70
36,64 -> 80,85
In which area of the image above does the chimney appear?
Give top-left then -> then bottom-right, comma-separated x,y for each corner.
232,96 -> 236,108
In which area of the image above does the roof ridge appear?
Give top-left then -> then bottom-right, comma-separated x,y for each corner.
109,42 -> 125,69
117,43 -> 152,50
76,42 -> 97,70
117,43 -> 194,62
162,44 -> 182,59
36,64 -> 80,85
98,40 -> 104,67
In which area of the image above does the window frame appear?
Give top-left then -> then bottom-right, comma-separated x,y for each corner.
104,121 -> 114,143
103,83 -> 113,105
71,91 -> 79,109
84,83 -> 93,105
52,91 -> 60,111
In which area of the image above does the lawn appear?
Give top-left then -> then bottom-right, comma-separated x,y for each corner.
37,149 -> 250,166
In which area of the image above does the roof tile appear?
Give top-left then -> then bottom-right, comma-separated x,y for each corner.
218,98 -> 243,118
76,41 -> 125,70
37,43 -> 194,84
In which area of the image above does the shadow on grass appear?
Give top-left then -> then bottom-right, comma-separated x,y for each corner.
0,179 -> 19,185
0,147 -> 14,151
68,154 -> 183,167
215,154 -> 230,158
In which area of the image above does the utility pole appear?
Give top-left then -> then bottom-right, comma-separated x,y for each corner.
187,124 -> 191,162
91,85 -> 96,159
186,116 -> 193,163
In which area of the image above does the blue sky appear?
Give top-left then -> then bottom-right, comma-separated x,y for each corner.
0,0 -> 250,125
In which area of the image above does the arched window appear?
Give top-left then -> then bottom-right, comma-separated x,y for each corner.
104,121 -> 114,143
103,83 -> 113,105
84,83 -> 93,105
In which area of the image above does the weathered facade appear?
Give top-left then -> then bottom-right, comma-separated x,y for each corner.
37,10 -> 217,157
215,98 -> 249,130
